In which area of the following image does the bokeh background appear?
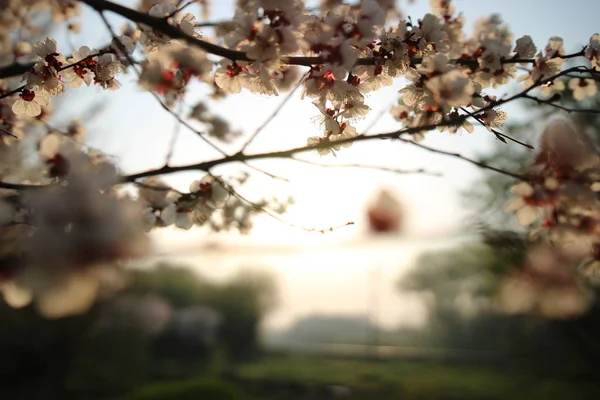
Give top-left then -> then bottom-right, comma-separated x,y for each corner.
2,1 -> 600,399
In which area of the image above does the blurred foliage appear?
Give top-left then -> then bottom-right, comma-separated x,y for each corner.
0,262 -> 277,399
130,264 -> 278,363
400,240 -> 600,370
269,314 -> 376,345
394,75 -> 600,378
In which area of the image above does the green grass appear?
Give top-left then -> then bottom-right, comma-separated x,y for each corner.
232,355 -> 600,400
122,378 -> 252,400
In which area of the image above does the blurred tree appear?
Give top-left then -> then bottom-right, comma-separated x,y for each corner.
209,269 -> 279,362
0,262 -> 279,398
269,314 -> 375,345
128,264 -> 278,364
398,243 -> 515,351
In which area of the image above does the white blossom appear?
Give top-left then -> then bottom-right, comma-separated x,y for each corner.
585,33 -> 600,69
568,78 -> 598,101
12,88 -> 51,117
514,35 -> 536,58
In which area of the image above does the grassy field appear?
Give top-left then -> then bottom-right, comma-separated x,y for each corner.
229,355 -> 600,400
121,351 -> 599,400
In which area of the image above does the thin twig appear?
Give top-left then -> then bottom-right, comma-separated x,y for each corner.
166,0 -> 196,18
239,72 -> 307,153
0,51 -> 104,101
399,138 -> 527,180
165,101 -> 183,165
97,9 -> 288,182
459,107 -> 534,149
290,156 -> 441,176
240,164 -> 290,181
0,181 -> 45,190
362,99 -> 396,134
133,180 -> 184,195
97,10 -> 227,158
523,94 -> 600,114
229,184 -> 355,234
121,116 -> 527,182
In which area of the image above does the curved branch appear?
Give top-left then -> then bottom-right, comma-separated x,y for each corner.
0,181 -> 45,190
121,117 -> 527,183
0,0 -> 585,81
523,94 -> 600,114
1,65 -> 585,190
398,138 -> 527,180
0,52 -> 103,101
76,0 -> 583,70
122,66 -> 589,183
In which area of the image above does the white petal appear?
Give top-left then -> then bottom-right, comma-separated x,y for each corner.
504,197 -> 525,213
209,181 -> 229,208
161,204 -> 176,226
39,133 -> 62,158
463,120 -> 474,134
517,206 -> 538,226
175,212 -> 193,230
12,99 -> 41,117
511,181 -> 534,196
499,275 -> 537,315
141,207 -> 157,226
34,89 -> 51,106
1,282 -> 33,308
36,273 -> 99,318
538,287 -> 592,319
189,180 -> 201,193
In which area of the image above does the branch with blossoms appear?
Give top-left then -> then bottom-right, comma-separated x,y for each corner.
0,65 -> 593,190
1,0 -> 600,320
0,1 -> 588,83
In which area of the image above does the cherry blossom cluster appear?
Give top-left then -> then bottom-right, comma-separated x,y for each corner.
138,175 -> 229,231
502,118 -> 600,319
0,132 -> 148,317
500,244 -> 594,320
7,36 -> 134,118
0,0 -> 598,318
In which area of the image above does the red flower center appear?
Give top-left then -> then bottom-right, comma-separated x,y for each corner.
19,89 -> 35,102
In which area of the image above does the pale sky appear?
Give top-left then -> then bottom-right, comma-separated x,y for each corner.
51,0 -> 600,330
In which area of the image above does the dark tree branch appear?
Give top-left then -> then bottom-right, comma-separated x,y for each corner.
398,138 -> 528,180
96,9 -> 290,182
121,66 -> 587,182
0,0 -> 586,83
1,65 -> 585,191
0,52 -> 104,101
73,0 -> 584,70
459,107 -> 534,149
523,94 -> 600,114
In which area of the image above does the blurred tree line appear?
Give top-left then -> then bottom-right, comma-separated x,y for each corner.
0,263 -> 277,400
